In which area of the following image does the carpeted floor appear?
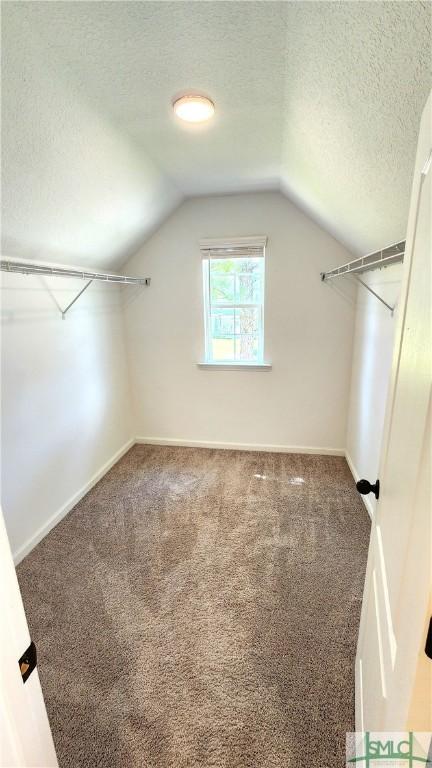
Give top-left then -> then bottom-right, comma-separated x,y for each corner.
17,445 -> 370,768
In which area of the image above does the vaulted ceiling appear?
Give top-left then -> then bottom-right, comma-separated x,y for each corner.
2,1 -> 431,268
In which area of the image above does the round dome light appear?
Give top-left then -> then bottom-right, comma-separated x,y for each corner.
173,95 -> 215,123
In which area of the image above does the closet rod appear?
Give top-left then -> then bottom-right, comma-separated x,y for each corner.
0,258 -> 150,286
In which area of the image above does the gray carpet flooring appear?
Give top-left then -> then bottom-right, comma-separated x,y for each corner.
17,445 -> 370,768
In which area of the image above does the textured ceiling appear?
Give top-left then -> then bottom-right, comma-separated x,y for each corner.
280,2 -> 432,253
2,1 -> 431,266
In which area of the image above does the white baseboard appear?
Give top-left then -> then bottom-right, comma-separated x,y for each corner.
345,450 -> 374,519
135,436 -> 345,456
13,438 -> 135,565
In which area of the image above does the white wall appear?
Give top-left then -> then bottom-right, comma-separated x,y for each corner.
1,6 -> 170,562
346,264 -> 403,516
123,191 -> 356,452
1,276 -> 133,561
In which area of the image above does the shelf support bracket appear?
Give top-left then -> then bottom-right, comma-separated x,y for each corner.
355,276 -> 395,314
61,279 -> 93,319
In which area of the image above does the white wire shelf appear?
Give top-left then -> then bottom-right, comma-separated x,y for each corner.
320,240 -> 405,313
320,240 -> 405,282
0,257 -> 150,318
0,258 -> 149,285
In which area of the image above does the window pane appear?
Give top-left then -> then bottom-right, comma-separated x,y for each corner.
212,336 -> 235,361
209,257 -> 263,305
234,307 -> 260,335
237,334 -> 259,361
211,308 -> 234,335
237,273 -> 262,303
205,255 -> 264,363
210,274 -> 235,303
210,258 -> 237,274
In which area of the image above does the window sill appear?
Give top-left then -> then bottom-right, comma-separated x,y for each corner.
197,362 -> 272,371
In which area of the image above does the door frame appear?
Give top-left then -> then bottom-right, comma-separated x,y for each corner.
0,507 -> 58,768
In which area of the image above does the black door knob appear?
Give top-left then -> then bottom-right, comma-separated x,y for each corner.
356,478 -> 380,500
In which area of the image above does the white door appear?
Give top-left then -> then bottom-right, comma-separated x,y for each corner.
0,508 -> 58,768
356,92 -> 432,732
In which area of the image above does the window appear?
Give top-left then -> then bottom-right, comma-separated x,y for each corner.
200,237 -> 266,364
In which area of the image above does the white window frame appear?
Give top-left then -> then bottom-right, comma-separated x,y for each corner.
199,236 -> 270,369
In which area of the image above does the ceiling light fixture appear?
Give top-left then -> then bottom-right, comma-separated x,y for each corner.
173,94 -> 215,123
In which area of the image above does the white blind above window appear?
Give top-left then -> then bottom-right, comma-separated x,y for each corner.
199,236 -> 267,260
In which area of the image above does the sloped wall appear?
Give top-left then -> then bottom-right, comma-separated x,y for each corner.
1,5 -> 180,270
